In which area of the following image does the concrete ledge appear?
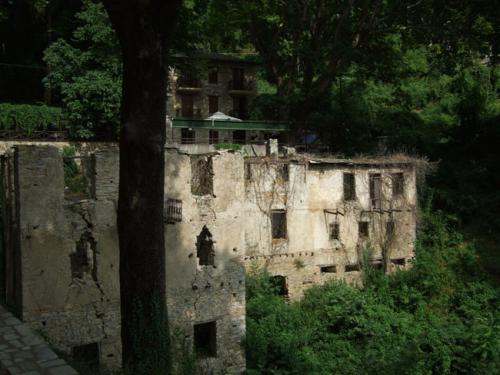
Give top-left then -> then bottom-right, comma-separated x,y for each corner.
0,305 -> 79,375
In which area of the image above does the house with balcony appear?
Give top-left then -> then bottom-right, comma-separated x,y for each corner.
166,53 -> 289,148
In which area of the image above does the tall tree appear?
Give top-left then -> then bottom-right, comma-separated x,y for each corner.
100,1 -> 181,373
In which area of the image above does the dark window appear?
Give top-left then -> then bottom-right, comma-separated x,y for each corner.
181,128 -> 195,144
369,173 -> 382,209
329,223 -> 340,240
271,210 -> 287,239
196,226 -> 215,266
345,264 -> 360,272
208,95 -> 219,114
392,173 -> 404,196
181,95 -> 194,118
343,173 -> 356,201
370,260 -> 383,270
232,96 -> 248,119
63,154 -> 95,201
358,222 -> 369,239
208,67 -> 218,84
233,130 -> 246,144
194,321 -> 217,357
209,130 -> 219,144
391,258 -> 406,266
71,233 -> 96,279
232,67 -> 245,89
72,343 -> 100,367
270,275 -> 288,296
165,198 -> 182,224
320,265 -> 337,273
386,221 -> 395,239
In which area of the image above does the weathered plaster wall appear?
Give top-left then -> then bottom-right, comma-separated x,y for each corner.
242,158 -> 417,299
15,145 -> 122,368
164,149 -> 246,373
3,143 -> 419,373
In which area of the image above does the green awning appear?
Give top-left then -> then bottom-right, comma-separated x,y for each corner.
172,118 -> 289,131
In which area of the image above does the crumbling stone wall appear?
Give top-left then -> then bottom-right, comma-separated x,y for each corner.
1,143 -> 419,373
13,145 -> 121,368
243,157 -> 418,299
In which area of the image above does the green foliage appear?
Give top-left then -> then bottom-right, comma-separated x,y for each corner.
246,210 -> 500,374
43,0 -> 121,139
62,146 -> 85,194
214,143 -> 242,151
0,103 -> 62,134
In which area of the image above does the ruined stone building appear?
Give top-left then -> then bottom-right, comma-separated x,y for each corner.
0,143 -> 418,373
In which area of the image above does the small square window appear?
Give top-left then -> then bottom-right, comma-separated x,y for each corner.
72,342 -> 100,367
194,321 -> 217,357
345,264 -> 360,272
329,223 -> 340,240
165,198 -> 182,224
320,265 -> 337,273
358,222 -> 369,238
270,275 -> 288,296
271,210 -> 287,239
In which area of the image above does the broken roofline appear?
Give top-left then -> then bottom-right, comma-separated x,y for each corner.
172,118 -> 290,132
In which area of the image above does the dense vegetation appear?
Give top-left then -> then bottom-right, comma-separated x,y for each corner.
1,1 -> 499,373
246,207 -> 500,374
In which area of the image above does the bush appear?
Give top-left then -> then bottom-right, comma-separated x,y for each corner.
0,103 -> 63,134
214,143 -> 242,151
246,210 -> 500,374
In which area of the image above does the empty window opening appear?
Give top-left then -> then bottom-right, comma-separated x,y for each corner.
271,210 -> 287,239
72,342 -> 100,368
392,173 -> 404,196
329,223 -> 340,240
180,95 -> 194,118
191,156 -> 213,196
370,260 -> 383,270
63,153 -> 95,201
345,264 -> 360,272
232,96 -> 248,119
71,233 -> 97,279
320,265 -> 337,273
358,222 -> 369,239
278,164 -> 289,181
208,95 -> 219,114
194,321 -> 217,357
270,275 -> 288,296
165,198 -> 182,224
233,129 -> 246,144
369,173 -> 382,209
391,258 -> 406,266
209,130 -> 219,145
343,173 -> 356,201
196,226 -> 215,266
231,67 -> 245,89
386,221 -> 395,239
208,67 -> 218,84
181,128 -> 195,144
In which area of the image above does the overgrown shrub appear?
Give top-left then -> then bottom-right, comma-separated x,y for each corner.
246,210 -> 500,374
0,103 -> 63,134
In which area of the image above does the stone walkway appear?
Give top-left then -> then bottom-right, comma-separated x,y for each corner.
0,305 -> 79,375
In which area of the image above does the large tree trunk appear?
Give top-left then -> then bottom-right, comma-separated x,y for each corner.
101,2 -> 181,373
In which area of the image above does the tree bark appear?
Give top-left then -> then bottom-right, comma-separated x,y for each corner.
101,1 -> 181,373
